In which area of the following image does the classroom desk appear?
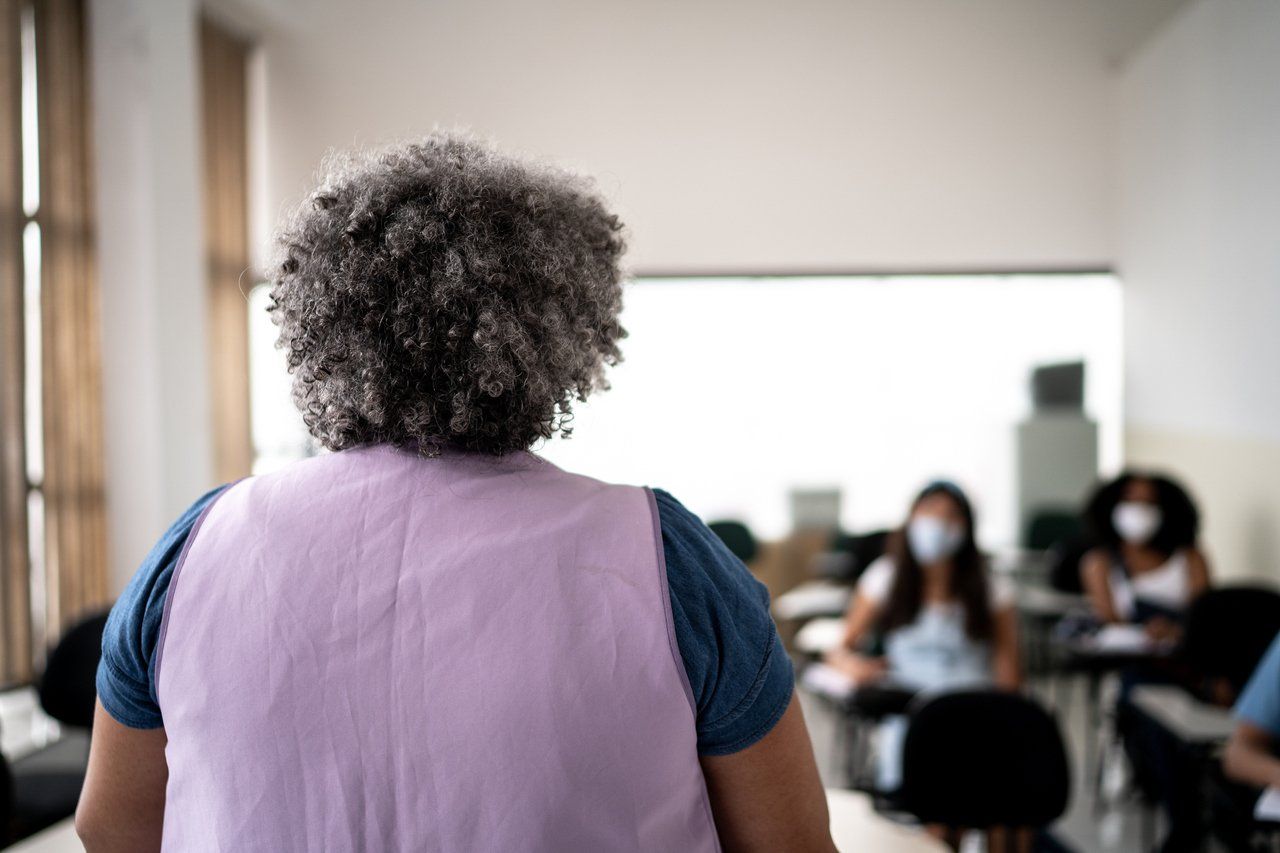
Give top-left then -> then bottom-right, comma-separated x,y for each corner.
1056,632 -> 1175,778
773,579 -> 852,623
795,616 -> 847,657
9,794 -> 944,853
6,818 -> 78,852
1128,685 -> 1236,850
1129,684 -> 1235,746
827,788 -> 946,851
1016,586 -> 1089,618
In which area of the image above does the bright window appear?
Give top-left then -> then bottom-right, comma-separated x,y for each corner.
249,274 -> 1123,546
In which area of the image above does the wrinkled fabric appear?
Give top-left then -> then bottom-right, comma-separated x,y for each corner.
155,444 -> 720,852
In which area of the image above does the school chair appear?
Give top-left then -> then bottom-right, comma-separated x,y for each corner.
1045,536 -> 1092,595
1178,585 -> 1280,701
7,609 -> 109,843
707,520 -> 759,565
1024,510 -> 1081,554
898,691 -> 1070,842
0,751 -> 12,844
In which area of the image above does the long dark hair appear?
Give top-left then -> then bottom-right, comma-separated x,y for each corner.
880,481 -> 994,641
1082,469 -> 1200,560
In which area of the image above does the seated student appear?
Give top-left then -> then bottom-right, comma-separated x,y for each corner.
1224,632 -> 1280,795
825,481 -> 1020,791
1081,473 -> 1213,851
1079,471 -> 1212,642
1208,633 -> 1280,850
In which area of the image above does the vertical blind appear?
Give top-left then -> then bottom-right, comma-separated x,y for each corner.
0,0 -> 30,685
0,0 -> 106,686
202,17 -> 254,483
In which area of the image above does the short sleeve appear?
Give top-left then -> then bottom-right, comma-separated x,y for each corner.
1235,634 -> 1280,737
96,485 -> 229,729
989,572 -> 1016,610
856,555 -> 896,604
652,489 -> 794,756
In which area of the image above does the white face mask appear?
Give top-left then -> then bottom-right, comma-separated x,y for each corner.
1112,501 -> 1162,544
907,515 -> 966,565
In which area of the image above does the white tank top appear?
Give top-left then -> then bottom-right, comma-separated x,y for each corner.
1109,549 -> 1192,620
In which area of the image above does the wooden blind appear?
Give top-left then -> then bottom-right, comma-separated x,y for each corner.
34,0 -> 108,640
0,0 -> 31,686
201,18 -> 254,482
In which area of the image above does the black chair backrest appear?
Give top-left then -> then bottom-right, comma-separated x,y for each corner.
0,749 -> 12,845
38,610 -> 110,729
1025,510 -> 1081,552
707,520 -> 759,565
1046,536 -> 1093,595
1180,586 -> 1280,697
900,690 -> 1070,828
825,529 -> 892,584
849,684 -> 917,720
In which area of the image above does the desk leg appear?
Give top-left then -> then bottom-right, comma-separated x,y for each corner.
1087,670 -> 1104,815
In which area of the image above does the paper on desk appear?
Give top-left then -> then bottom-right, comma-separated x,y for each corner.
1256,787 -> 1280,821
801,662 -> 855,700
1091,623 -> 1152,653
795,617 -> 847,655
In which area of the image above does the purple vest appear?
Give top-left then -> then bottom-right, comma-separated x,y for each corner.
155,445 -> 720,851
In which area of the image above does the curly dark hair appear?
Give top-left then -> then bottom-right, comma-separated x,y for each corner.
1082,469 -> 1201,557
268,134 -> 628,456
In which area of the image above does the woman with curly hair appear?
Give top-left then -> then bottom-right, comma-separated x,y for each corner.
78,135 -> 834,852
1079,470 -> 1212,642
1080,471 -> 1212,853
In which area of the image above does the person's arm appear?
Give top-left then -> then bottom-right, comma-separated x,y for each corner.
1185,547 -> 1212,598
991,604 -> 1021,690
653,488 -> 830,845
701,694 -> 837,853
76,701 -> 168,852
823,592 -> 887,684
1223,721 -> 1280,790
1080,549 -> 1122,624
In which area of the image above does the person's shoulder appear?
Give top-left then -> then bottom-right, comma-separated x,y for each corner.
1080,546 -> 1113,577
1253,633 -> 1280,679
1178,545 -> 1210,568
856,554 -> 897,603
649,489 -> 793,756
651,489 -> 756,585
651,488 -> 708,531
97,483 -> 234,729
987,569 -> 1016,610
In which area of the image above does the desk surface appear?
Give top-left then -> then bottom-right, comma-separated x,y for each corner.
12,792 -> 943,853
774,580 -> 852,622
1015,585 -> 1089,617
795,616 -> 847,655
6,819 -> 78,852
1130,684 -> 1236,745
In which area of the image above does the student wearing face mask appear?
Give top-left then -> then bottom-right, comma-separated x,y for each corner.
1080,471 -> 1212,852
825,481 -> 1021,791
1079,471 -> 1211,643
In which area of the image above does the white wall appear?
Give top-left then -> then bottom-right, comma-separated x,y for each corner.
1117,0 -> 1280,580
89,0 -> 213,588
253,0 -> 1117,273
93,0 -> 1280,589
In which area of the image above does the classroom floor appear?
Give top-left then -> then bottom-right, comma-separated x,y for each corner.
801,673 -> 1236,853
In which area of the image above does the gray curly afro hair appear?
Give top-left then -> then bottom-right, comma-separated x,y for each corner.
268,134 -> 628,456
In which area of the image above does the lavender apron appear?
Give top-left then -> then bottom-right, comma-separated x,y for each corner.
154,445 -> 720,852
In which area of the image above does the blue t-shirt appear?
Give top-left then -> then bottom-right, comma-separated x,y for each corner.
97,485 -> 793,757
1235,633 -> 1280,738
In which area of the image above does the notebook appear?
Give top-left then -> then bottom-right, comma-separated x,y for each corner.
1255,786 -> 1280,822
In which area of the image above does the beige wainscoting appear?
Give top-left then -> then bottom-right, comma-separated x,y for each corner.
1127,426 -> 1280,584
